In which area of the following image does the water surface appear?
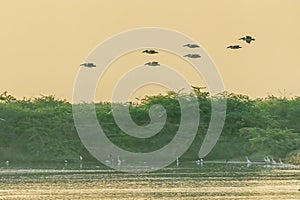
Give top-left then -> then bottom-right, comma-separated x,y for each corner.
0,162 -> 299,199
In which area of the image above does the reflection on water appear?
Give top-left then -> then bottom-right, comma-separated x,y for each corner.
0,162 -> 299,199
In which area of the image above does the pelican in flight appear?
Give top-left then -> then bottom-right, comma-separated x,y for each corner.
142,49 -> 158,54
145,61 -> 160,66
183,44 -> 200,48
239,35 -> 255,44
227,45 -> 242,49
184,54 -> 201,58
80,63 -> 96,68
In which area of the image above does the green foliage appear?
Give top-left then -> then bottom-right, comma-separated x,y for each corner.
239,127 -> 300,158
0,90 -> 300,165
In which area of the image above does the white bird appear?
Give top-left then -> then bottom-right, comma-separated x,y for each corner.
196,158 -> 203,166
79,155 -> 83,162
0,118 -> 5,121
271,157 -> 277,164
105,154 -> 113,165
5,160 -> 9,166
246,156 -> 252,164
279,159 -> 284,165
176,156 -> 179,168
264,156 -> 270,165
64,160 -> 68,165
117,156 -> 122,167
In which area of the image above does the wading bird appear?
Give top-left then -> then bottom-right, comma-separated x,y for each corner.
5,160 -> 9,166
239,35 -> 255,44
246,156 -> 252,164
196,158 -> 203,166
145,61 -> 160,66
184,54 -> 201,58
227,45 -> 242,49
142,49 -> 158,54
117,156 -> 122,167
279,159 -> 284,165
264,156 -> 270,165
271,157 -> 277,164
80,63 -> 96,68
183,44 -> 200,48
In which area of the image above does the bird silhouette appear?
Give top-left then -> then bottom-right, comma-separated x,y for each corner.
80,63 -> 96,68
239,35 -> 255,44
227,45 -> 242,49
145,61 -> 160,66
142,49 -> 158,54
184,54 -> 201,58
183,44 -> 200,48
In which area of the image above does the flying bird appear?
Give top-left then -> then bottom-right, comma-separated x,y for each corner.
227,45 -> 242,49
142,49 -> 158,54
239,35 -> 255,44
145,61 -> 160,66
183,44 -> 200,48
184,54 -> 201,58
80,63 -> 96,68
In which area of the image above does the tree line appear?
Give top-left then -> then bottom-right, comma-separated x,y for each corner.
0,89 -> 299,165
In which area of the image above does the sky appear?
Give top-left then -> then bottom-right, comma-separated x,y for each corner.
1,0 -> 300,102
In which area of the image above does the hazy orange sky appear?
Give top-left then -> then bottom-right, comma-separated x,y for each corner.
1,0 -> 300,101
